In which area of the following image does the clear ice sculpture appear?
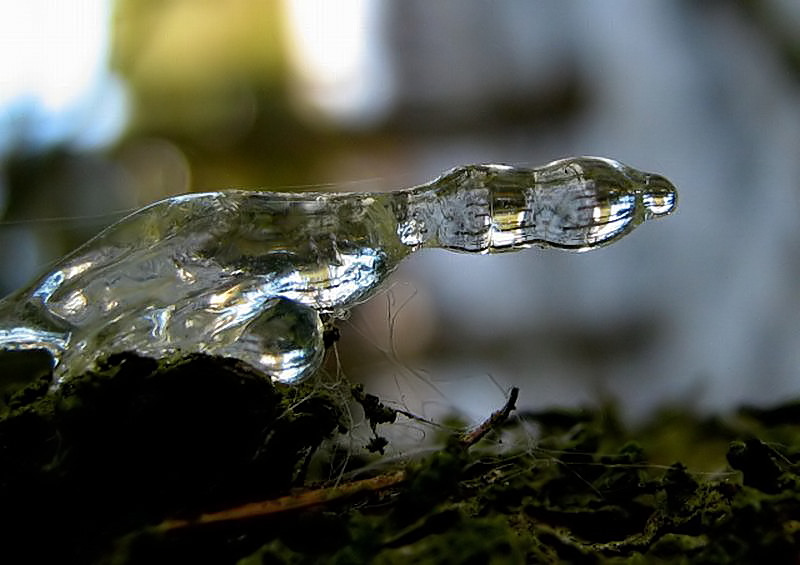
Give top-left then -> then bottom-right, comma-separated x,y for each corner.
0,157 -> 676,386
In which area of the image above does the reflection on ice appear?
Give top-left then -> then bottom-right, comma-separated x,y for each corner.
0,157 -> 676,386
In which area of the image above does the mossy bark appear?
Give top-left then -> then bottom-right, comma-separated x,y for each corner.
2,354 -> 800,563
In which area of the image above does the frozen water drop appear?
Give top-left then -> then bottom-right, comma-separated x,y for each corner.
0,157 -> 676,386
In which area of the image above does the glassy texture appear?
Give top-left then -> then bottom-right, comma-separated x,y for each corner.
0,157 -> 676,386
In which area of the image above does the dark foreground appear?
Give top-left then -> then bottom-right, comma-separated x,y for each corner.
1,353 -> 799,564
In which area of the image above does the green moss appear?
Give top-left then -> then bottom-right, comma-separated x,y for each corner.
0,352 -> 345,563
4,356 -> 800,563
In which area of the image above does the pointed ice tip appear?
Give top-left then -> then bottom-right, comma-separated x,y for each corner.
642,173 -> 677,220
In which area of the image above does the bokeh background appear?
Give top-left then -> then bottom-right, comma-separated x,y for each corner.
2,0 -> 800,423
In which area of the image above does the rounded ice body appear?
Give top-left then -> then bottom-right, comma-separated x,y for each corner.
0,157 -> 676,386
397,156 -> 677,253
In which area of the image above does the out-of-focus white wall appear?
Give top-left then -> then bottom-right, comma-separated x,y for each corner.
315,1 -> 800,421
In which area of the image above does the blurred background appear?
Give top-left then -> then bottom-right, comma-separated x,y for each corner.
2,0 -> 800,423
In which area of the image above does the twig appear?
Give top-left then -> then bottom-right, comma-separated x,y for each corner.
458,386 -> 519,448
158,470 -> 407,532
157,386 -> 520,532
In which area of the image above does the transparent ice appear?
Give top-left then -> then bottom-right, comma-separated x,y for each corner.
0,157 -> 676,386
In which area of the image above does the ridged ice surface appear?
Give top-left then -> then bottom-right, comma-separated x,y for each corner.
0,157 -> 676,385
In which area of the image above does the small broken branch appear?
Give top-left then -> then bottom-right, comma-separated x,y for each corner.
157,386 -> 520,532
458,386 -> 519,448
158,470 -> 407,532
